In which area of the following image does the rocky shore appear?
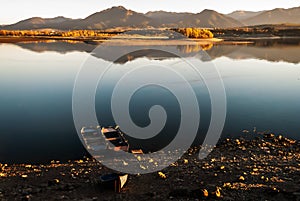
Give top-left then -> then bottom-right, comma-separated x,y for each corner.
0,133 -> 299,201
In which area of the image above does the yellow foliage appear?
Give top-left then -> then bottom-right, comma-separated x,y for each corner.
0,30 -> 7,35
0,29 -> 114,38
158,172 -> 166,179
176,28 -> 214,39
215,188 -> 221,197
0,173 -> 7,177
202,189 -> 209,197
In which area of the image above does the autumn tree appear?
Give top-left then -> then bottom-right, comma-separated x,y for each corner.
0,30 -> 7,36
175,28 -> 214,39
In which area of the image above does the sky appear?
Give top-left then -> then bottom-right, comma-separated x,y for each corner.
0,0 -> 299,25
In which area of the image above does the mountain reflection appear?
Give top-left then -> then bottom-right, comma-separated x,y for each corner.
10,37 -> 300,64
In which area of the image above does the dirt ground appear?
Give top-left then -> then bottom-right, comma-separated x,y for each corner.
0,133 -> 299,201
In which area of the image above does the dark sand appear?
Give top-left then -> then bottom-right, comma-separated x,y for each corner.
0,133 -> 299,201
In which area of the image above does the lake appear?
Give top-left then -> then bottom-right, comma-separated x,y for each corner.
0,39 -> 300,163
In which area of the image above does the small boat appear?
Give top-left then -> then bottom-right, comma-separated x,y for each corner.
81,126 -> 129,153
81,126 -> 130,192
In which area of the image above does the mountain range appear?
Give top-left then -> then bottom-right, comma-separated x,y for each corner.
1,6 -> 300,30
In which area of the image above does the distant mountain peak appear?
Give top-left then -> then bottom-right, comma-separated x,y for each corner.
53,16 -> 68,19
201,9 -> 216,13
106,5 -> 128,12
113,5 -> 127,10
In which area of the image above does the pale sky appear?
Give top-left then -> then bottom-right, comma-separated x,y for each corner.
0,0 -> 299,25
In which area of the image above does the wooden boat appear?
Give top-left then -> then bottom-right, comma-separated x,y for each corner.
81,126 -> 144,155
81,126 -> 129,152
81,126 -> 130,192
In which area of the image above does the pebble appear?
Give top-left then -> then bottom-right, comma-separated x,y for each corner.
0,134 -> 298,200
59,195 -> 70,200
21,188 -> 32,196
21,195 -> 32,201
169,188 -> 189,197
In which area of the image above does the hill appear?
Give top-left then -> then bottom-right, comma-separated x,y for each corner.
182,9 -> 243,28
79,6 -> 152,29
3,16 -> 74,30
146,9 -> 243,28
242,6 -> 300,25
227,10 -> 263,21
146,11 -> 193,26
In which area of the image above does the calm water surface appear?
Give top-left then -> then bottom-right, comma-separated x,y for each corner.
0,41 -> 299,163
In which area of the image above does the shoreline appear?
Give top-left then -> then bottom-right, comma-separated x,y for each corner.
0,36 -> 254,47
0,36 -> 223,44
0,134 -> 299,200
0,35 -> 263,46
1,35 -> 299,45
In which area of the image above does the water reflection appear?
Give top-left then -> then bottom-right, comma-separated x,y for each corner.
8,37 -> 300,64
0,40 -> 300,163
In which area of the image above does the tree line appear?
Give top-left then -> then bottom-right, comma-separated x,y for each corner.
0,30 -> 116,37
